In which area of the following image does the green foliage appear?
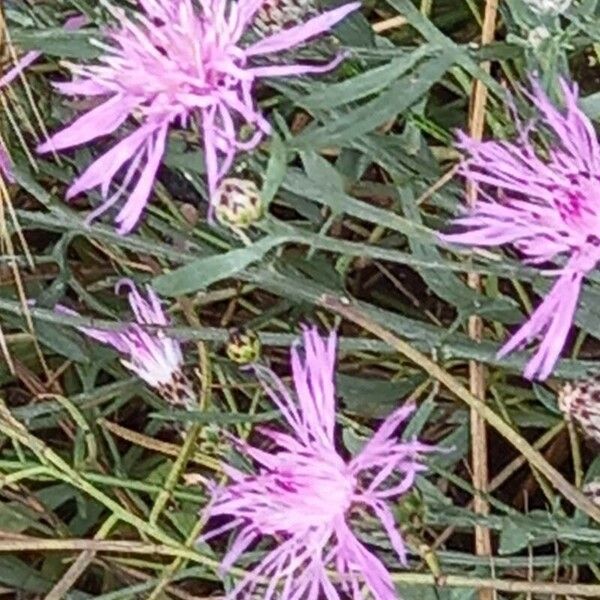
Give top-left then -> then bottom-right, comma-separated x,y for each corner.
1,0 -> 600,598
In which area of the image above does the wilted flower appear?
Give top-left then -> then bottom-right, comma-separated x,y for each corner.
441,80 -> 600,380
215,178 -> 263,228
200,327 -> 438,600
67,279 -> 193,406
37,0 -> 359,233
559,378 -> 600,445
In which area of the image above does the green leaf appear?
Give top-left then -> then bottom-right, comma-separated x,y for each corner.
12,28 -> 101,59
498,518 -> 533,554
292,51 -> 457,149
299,49 -> 433,111
150,410 -> 280,424
338,373 -> 425,418
152,235 -> 286,296
0,557 -> 52,593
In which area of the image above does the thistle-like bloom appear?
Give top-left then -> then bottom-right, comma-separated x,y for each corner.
37,0 -> 359,232
68,280 -> 192,405
200,327 -> 437,600
441,80 -> 600,380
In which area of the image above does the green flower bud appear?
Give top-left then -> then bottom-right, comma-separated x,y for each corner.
215,178 -> 263,229
226,328 -> 262,364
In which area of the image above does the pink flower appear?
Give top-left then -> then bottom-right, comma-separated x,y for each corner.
37,0 -> 359,233
200,327 -> 437,600
65,279 -> 192,405
441,80 -> 600,380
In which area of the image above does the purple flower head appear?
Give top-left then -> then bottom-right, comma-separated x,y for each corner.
37,0 -> 359,233
67,280 -> 192,405
200,327 -> 438,600
441,79 -> 600,380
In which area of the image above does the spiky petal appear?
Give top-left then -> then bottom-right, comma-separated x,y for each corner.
200,327 -> 438,600
441,79 -> 600,380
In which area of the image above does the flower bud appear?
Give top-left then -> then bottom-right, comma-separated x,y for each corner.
254,0 -> 318,35
214,178 -> 263,228
226,328 -> 262,364
157,369 -> 196,410
558,379 -> 600,444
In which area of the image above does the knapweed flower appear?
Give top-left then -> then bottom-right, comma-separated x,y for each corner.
66,279 -> 193,406
200,327 -> 437,600
37,0 -> 359,232
441,80 -> 600,380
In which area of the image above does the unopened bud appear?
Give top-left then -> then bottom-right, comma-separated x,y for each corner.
215,178 -> 263,228
558,379 -> 600,444
254,0 -> 318,35
226,328 -> 262,364
158,370 -> 196,410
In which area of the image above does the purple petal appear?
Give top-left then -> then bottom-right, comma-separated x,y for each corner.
53,79 -> 109,96
0,145 -> 15,183
370,500 -> 407,564
115,124 -> 168,233
0,52 -> 40,89
498,268 -> 584,380
37,94 -> 131,153
66,124 -> 154,199
245,2 -> 360,57
248,53 -> 346,78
